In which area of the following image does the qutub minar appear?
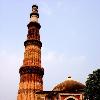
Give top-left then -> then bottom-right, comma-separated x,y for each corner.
17,5 -> 44,100
17,5 -> 85,100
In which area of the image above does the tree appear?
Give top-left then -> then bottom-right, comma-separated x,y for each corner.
84,69 -> 100,100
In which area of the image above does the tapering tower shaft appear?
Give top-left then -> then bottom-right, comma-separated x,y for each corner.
17,5 -> 44,100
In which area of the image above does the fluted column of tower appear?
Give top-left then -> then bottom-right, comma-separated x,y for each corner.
17,5 -> 44,100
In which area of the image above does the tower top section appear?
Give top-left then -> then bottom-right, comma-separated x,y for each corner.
32,4 -> 38,9
30,4 -> 39,22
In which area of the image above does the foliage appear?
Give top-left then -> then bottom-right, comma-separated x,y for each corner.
84,69 -> 100,100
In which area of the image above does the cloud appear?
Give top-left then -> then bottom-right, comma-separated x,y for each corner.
56,1 -> 64,8
42,51 -> 64,65
42,50 -> 88,90
0,50 -> 22,100
42,50 -> 86,68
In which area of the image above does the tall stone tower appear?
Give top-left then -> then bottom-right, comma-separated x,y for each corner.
17,5 -> 44,100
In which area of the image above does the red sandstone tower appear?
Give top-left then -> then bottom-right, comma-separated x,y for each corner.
17,5 -> 44,100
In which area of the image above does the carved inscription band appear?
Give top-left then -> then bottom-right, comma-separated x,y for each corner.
27,22 -> 41,29
19,66 -> 44,77
24,40 -> 42,48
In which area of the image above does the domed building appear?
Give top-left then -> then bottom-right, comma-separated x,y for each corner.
53,76 -> 85,92
36,76 -> 85,100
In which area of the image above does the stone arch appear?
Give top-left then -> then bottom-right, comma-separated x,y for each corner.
64,96 -> 78,100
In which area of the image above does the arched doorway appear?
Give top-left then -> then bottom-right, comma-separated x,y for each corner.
67,98 -> 75,100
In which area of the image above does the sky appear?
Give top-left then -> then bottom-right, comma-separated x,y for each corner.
0,0 -> 100,100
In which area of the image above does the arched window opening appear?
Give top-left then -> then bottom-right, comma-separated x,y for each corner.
67,98 -> 75,100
